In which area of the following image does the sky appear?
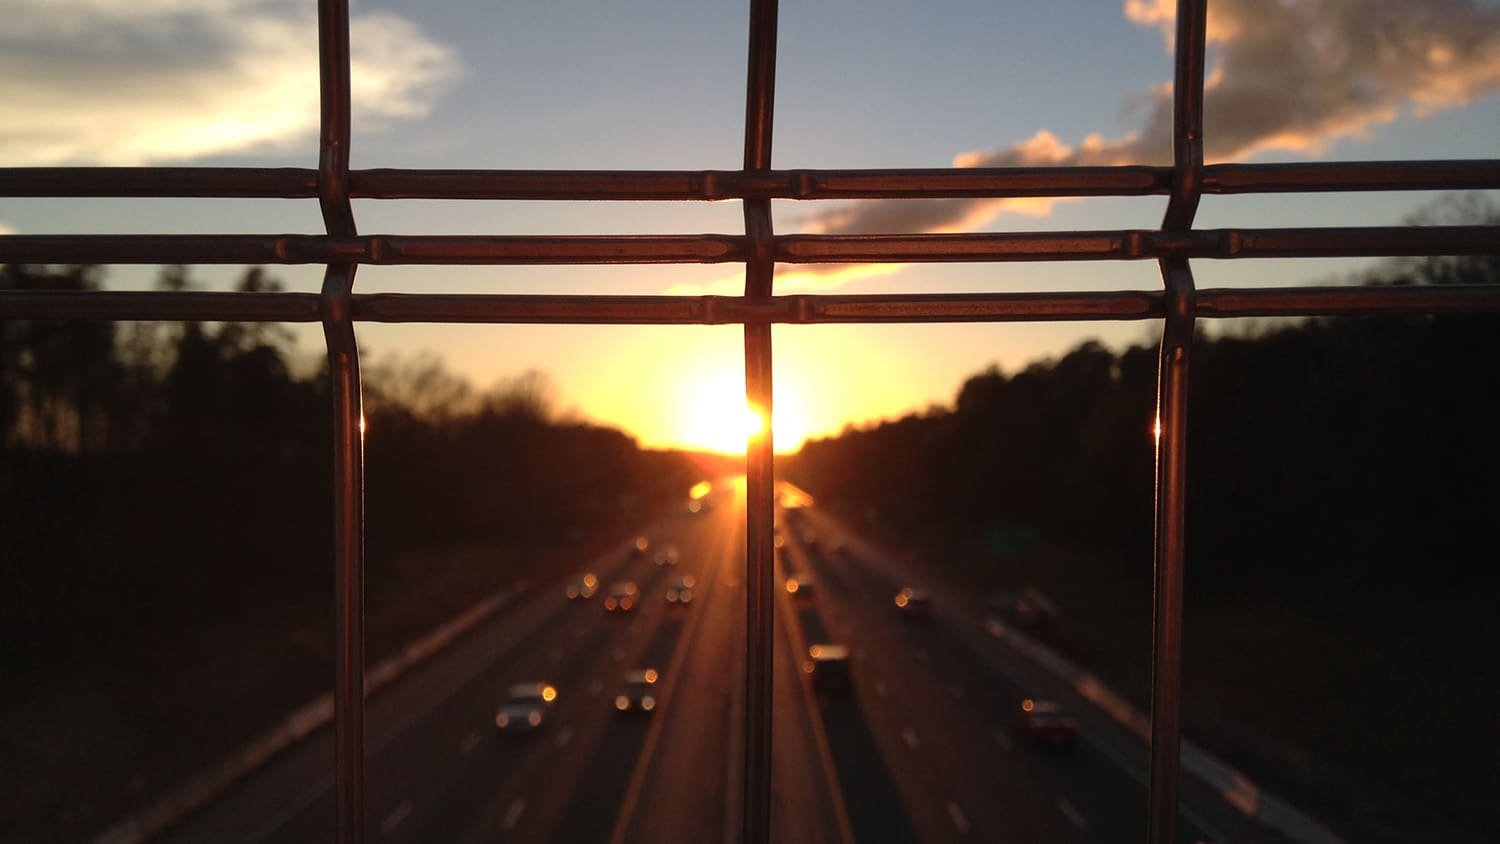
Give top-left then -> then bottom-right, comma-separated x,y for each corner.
2,0 -> 1498,453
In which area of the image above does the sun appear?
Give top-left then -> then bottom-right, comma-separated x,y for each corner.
684,373 -> 765,454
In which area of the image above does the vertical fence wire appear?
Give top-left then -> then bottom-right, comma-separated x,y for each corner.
741,1 -> 779,843
317,1 -> 365,842
1149,2 -> 1207,842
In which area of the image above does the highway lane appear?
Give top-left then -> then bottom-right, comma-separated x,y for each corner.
164,491 -> 726,843
783,500 -> 1306,844
163,481 -> 852,844
597,482 -> 851,844
158,481 -> 1308,844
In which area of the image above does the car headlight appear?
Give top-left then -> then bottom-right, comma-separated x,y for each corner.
641,697 -> 655,711
495,713 -> 509,728
528,711 -> 542,727
615,695 -> 630,710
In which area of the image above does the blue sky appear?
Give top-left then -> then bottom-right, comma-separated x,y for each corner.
2,0 -> 1498,450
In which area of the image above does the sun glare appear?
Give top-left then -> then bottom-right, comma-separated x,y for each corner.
680,371 -> 814,455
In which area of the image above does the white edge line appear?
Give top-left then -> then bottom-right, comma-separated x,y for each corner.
945,801 -> 970,834
501,798 -> 526,831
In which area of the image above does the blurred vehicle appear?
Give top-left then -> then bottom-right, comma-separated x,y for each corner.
494,681 -> 558,733
785,572 -> 815,598
804,643 -> 851,693
665,575 -> 696,604
627,535 -> 650,558
1016,698 -> 1078,749
565,572 -> 599,600
654,545 -> 679,566
604,581 -> 639,613
893,587 -> 931,620
991,588 -> 1061,632
614,668 -> 660,714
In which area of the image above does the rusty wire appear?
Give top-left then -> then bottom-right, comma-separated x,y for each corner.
2,0 -> 1499,842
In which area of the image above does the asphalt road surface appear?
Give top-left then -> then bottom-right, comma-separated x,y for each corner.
165,480 -> 1305,843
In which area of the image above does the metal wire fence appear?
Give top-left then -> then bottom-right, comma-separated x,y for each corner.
1,1 -> 1497,842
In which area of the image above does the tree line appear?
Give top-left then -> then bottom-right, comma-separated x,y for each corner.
788,197 -> 1500,596
0,264 -> 698,672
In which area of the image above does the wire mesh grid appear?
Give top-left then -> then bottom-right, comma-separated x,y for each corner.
2,1 -> 1498,842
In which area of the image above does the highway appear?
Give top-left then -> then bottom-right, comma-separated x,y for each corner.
165,479 -> 1306,843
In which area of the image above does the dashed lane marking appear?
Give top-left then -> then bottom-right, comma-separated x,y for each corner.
946,801 -> 970,834
991,728 -> 1012,751
458,731 -> 481,755
379,800 -> 412,837
1057,798 -> 1088,830
502,799 -> 526,832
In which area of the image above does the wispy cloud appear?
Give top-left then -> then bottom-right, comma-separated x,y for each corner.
665,263 -> 904,296
0,0 -> 460,165
806,0 -> 1500,239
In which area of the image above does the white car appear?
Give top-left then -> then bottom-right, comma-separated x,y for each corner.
495,682 -> 558,733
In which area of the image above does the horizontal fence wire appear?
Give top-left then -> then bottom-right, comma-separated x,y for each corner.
3,160 -> 1499,199
3,1 -> 1499,843
6,286 -> 1500,324
0,225 -> 1494,266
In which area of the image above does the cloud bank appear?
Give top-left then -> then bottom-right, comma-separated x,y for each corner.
0,0 -> 460,165
807,0 -> 1500,237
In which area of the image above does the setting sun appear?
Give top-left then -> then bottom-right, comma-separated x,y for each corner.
682,373 -> 763,455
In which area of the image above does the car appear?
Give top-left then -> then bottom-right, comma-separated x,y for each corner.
495,681 -> 558,733
784,572 -> 815,598
804,643 -> 851,693
654,545 -> 679,566
604,581 -> 639,612
614,668 -> 660,713
627,535 -> 650,559
665,574 -> 696,604
893,587 -> 931,619
1016,698 -> 1078,749
991,588 -> 1061,632
565,572 -> 599,600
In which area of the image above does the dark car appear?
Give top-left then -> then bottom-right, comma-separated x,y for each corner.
893,587 -> 931,620
614,669 -> 660,714
1016,698 -> 1078,749
804,643 -> 851,693
665,575 -> 696,604
565,572 -> 598,600
495,682 -> 558,733
604,581 -> 639,613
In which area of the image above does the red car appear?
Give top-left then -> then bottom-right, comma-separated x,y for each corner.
1017,698 -> 1078,749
